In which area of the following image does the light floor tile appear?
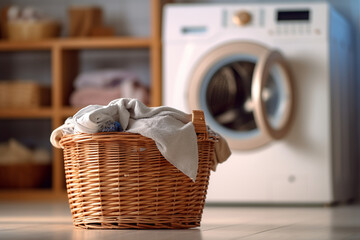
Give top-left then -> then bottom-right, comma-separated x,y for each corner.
1,201 -> 360,240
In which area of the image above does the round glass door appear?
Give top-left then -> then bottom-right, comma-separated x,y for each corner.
252,50 -> 294,140
188,42 -> 294,150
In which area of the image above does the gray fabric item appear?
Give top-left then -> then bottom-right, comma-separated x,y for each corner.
207,127 -> 231,171
74,69 -> 141,89
213,135 -> 232,171
51,98 -> 199,181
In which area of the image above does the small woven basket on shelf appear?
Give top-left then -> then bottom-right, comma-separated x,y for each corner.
0,81 -> 50,108
7,20 -> 60,41
59,110 -> 216,229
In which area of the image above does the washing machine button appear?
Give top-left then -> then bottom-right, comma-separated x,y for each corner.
233,11 -> 252,26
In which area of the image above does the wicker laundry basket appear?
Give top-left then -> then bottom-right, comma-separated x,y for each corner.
59,110 -> 216,229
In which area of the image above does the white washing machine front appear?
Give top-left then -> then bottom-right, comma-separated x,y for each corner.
163,3 -> 352,203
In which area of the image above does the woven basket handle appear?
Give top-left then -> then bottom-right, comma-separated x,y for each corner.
192,110 -> 208,139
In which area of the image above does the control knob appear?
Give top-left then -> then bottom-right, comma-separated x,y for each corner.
233,11 -> 252,26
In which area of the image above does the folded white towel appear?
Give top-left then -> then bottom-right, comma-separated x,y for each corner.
51,98 -> 199,181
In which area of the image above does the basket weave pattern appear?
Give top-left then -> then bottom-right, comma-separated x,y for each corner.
0,81 -> 50,108
60,110 -> 215,229
7,21 -> 60,41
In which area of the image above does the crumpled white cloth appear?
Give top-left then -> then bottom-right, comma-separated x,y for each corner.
51,98 -> 199,181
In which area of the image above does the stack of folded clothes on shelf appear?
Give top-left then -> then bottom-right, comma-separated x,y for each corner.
0,138 -> 50,165
70,69 -> 150,107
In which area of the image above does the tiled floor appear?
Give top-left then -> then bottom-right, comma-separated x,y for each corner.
1,201 -> 360,240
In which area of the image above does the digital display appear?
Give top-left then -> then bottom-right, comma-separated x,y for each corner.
277,10 -> 310,21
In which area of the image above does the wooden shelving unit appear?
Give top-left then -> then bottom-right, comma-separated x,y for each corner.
0,0 -> 164,200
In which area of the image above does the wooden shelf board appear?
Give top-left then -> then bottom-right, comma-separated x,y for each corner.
58,37 -> 151,49
0,40 -> 54,51
0,107 -> 53,118
0,37 -> 151,51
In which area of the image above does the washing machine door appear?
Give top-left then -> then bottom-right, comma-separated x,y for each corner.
188,42 -> 294,150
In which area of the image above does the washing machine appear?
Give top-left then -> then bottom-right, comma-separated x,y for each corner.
162,2 -> 355,204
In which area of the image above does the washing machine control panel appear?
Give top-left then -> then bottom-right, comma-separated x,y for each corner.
271,9 -> 315,36
227,4 -> 326,38
163,3 -> 327,42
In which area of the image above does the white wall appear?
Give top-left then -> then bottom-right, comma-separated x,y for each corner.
0,0 -> 151,86
1,0 -> 150,37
